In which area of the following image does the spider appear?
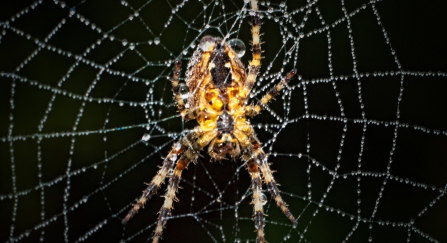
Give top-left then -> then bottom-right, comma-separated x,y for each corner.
122,0 -> 297,242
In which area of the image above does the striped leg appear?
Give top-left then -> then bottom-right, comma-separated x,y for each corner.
122,141 -> 185,224
245,69 -> 296,117
152,130 -> 217,242
245,0 -> 262,92
259,162 -> 296,224
247,160 -> 266,243
170,60 -> 189,118
122,130 -> 200,224
171,60 -> 199,120
152,153 -> 191,243
252,139 -> 297,225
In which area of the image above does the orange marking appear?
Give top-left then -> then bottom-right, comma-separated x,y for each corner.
248,162 -> 258,173
175,159 -> 188,170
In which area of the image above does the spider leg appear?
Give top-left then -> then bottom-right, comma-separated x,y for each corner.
170,60 -> 194,120
152,129 -> 217,243
252,139 -> 297,224
122,131 -> 200,224
233,127 -> 268,242
171,60 -> 201,120
244,0 -> 296,117
245,0 -> 262,92
245,69 -> 296,117
247,160 -> 267,243
235,118 -> 296,227
152,152 -> 191,243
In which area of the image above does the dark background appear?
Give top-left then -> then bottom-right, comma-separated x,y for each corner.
1,0 -> 446,242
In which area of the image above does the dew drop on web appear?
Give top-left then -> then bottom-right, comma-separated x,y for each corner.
179,83 -> 189,100
260,192 -> 267,206
228,38 -> 246,58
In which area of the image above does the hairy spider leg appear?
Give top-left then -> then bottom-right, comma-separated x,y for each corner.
171,60 -> 190,118
233,125 -> 270,243
241,135 -> 297,238
238,125 -> 296,224
245,0 -> 262,93
247,160 -> 267,243
250,138 -> 297,225
244,0 -> 296,117
152,153 -> 190,243
152,129 -> 217,243
245,69 -> 296,117
252,139 -> 297,225
122,131 -> 200,224
172,58 -> 206,121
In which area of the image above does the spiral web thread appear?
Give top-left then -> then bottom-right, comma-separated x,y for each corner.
1,0 -> 446,242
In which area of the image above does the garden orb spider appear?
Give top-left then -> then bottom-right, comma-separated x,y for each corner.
122,0 -> 297,242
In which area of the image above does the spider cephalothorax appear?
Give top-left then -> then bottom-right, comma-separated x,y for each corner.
122,0 -> 297,242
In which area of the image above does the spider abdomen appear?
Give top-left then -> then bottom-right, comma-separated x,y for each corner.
184,36 -> 252,160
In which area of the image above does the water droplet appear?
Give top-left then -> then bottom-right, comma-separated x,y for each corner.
154,37 -> 160,45
122,39 -> 128,46
142,134 -> 151,141
179,83 -> 189,99
260,192 -> 267,205
228,39 -> 246,58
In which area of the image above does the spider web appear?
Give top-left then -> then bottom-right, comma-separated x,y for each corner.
1,0 -> 446,242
